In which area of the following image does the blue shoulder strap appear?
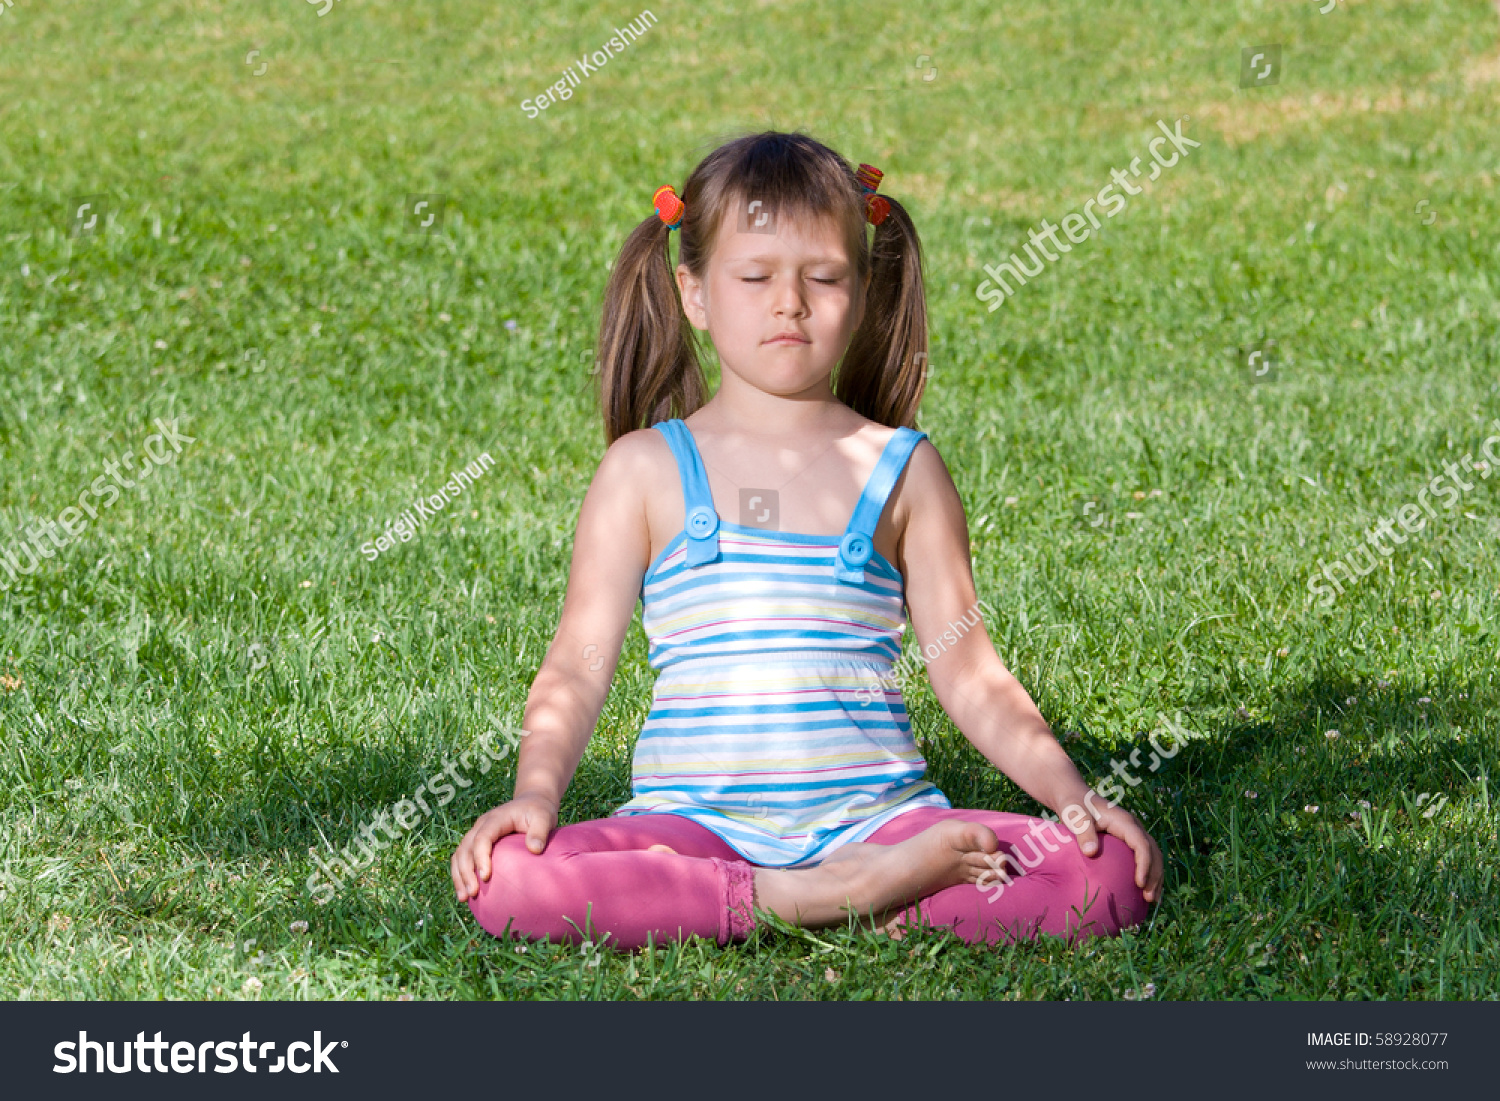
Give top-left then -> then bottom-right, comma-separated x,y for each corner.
652,419 -> 720,567
835,427 -> 927,583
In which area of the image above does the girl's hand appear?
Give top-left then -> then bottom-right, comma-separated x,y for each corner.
450,795 -> 559,903
1068,796 -> 1164,904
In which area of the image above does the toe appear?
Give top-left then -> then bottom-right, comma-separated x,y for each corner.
955,820 -> 999,854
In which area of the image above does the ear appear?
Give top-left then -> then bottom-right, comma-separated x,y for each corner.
675,263 -> 710,331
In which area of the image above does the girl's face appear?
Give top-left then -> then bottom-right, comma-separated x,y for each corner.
676,206 -> 867,400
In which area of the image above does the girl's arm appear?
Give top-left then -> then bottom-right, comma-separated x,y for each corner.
509,431 -> 656,812
893,440 -> 1163,902
451,431 -> 654,899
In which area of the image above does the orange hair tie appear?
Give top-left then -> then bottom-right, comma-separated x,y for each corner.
653,185 -> 685,230
855,163 -> 890,226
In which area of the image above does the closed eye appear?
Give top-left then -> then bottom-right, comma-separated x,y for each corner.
739,277 -> 842,284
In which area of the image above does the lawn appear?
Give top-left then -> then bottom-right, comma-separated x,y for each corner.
0,0 -> 1497,1000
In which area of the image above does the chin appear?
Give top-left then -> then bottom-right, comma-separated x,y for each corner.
774,374 -> 833,395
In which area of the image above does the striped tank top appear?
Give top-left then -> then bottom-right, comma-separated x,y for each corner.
609,418 -> 952,867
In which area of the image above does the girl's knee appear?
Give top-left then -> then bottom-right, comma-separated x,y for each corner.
1070,834 -> 1150,936
467,833 -> 556,940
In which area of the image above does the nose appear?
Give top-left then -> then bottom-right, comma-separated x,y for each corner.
772,274 -> 808,320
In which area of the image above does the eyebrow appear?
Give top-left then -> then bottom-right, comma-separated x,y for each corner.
725,254 -> 850,265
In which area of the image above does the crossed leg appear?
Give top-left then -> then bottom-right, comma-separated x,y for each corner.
467,807 -> 1150,951
468,812 -> 752,950
861,806 -> 1152,945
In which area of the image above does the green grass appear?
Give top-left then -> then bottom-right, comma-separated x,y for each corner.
1,0 -> 1497,1000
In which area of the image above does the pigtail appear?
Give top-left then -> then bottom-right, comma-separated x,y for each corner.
597,211 -> 709,445
834,195 -> 929,429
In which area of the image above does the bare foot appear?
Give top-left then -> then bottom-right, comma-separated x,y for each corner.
817,840 -> 920,933
754,820 -> 999,930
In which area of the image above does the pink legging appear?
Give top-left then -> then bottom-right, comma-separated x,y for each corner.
467,806 -> 1151,950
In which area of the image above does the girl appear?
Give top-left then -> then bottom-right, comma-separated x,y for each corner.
452,131 -> 1163,951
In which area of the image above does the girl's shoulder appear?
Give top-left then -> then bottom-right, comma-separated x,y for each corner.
864,416 -> 946,480
887,427 -> 949,505
595,426 -> 677,486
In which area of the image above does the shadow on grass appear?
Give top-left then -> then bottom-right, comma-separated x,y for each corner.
922,669 -> 1493,914
75,658 -> 1490,974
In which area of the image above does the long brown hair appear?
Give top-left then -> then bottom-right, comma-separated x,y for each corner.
596,130 -> 929,444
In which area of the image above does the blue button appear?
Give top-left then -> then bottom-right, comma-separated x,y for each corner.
687,505 -> 719,539
840,532 -> 872,566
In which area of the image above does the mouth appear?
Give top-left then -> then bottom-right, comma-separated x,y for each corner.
765,334 -> 810,345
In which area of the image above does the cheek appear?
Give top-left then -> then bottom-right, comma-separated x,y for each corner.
708,286 -> 756,328
817,292 -> 858,331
